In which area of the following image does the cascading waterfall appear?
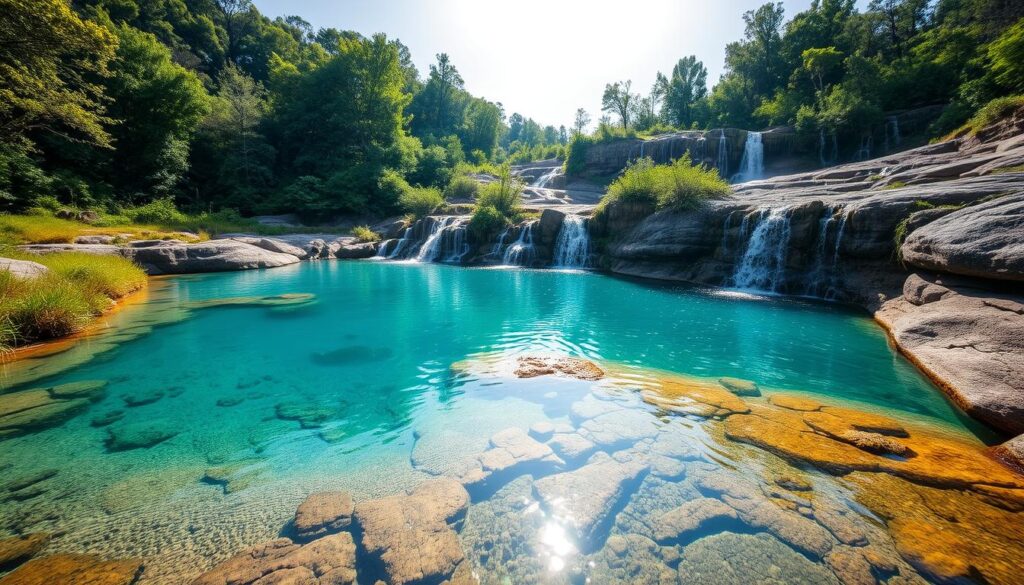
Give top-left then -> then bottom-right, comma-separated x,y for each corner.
387,224 -> 417,259
716,132 -> 729,178
490,227 -> 512,260
731,208 -> 793,293
885,117 -> 901,152
414,217 -> 454,262
415,217 -> 470,263
552,215 -> 591,268
819,128 -> 839,166
534,166 -> 561,189
732,132 -> 764,182
502,221 -> 538,266
802,207 -> 849,298
854,136 -> 872,161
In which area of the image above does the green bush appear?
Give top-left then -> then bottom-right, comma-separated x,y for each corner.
564,136 -> 592,176
444,175 -> 480,201
962,95 -> 1024,135
468,205 -> 508,240
352,225 -> 381,243
598,154 -> 730,214
399,186 -> 444,219
121,197 -> 187,224
476,165 -> 523,218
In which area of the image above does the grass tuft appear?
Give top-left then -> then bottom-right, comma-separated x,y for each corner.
351,225 -> 381,243
597,154 -> 731,215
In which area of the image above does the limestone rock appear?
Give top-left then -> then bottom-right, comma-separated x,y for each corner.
0,390 -> 89,437
514,356 -> 604,381
677,532 -> 841,585
642,377 -> 749,418
460,427 -> 563,492
0,533 -> 49,570
768,394 -> 822,412
901,192 -> 1024,282
579,408 -> 660,448
353,479 -> 469,585
825,547 -> 877,585
335,242 -> 378,259
0,554 -> 142,585
718,377 -> 761,396
0,258 -> 48,279
105,421 -> 178,451
191,534 -> 356,585
547,432 -> 597,461
227,236 -> 308,259
533,452 -> 648,551
293,491 -> 353,542
653,497 -> 738,543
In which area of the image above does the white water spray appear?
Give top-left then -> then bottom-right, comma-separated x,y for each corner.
732,132 -> 764,182
732,208 -> 793,292
553,215 -> 591,268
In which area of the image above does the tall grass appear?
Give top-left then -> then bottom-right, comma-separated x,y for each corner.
597,154 -> 731,214
0,252 -> 146,346
399,187 -> 445,219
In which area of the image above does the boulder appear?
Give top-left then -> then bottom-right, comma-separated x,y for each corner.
353,479 -> 469,585
459,427 -> 563,493
514,356 -> 604,381
74,235 -> 116,245
718,377 -> 761,396
228,236 -> 308,259
334,242 -> 378,259
0,258 -> 48,279
293,491 -> 353,542
676,532 -> 840,585
901,192 -> 1024,281
105,421 -> 178,451
532,452 -> 648,552
191,534 -> 356,585
537,208 -> 565,247
124,239 -> 301,275
0,554 -> 142,585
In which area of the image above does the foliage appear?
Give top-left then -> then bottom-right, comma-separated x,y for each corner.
953,95 -> 1024,136
0,252 -> 146,345
665,56 -> 708,127
351,225 -> 381,243
598,155 -> 731,213
989,18 -> 1024,92
468,205 -> 508,240
443,175 -> 480,201
399,186 -> 444,219
120,197 -> 187,224
475,166 -> 523,218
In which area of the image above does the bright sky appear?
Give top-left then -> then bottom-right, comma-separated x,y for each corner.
253,0 -> 852,130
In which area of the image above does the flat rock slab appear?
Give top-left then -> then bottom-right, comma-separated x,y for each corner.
0,258 -> 48,279
677,532 -> 841,585
0,553 -> 142,585
293,491 -> 353,542
533,452 -> 648,552
191,534 -> 356,585
460,427 -> 563,495
353,479 -> 469,585
0,533 -> 49,570
105,421 -> 178,451
653,497 -> 738,543
718,377 -> 761,396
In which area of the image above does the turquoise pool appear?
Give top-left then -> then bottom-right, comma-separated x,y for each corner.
0,261 -> 1009,584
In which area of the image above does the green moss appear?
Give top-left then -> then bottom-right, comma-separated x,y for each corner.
991,164 -> 1024,174
883,181 -> 908,190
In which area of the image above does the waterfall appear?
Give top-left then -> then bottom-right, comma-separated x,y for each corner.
490,226 -> 512,260
414,217 -> 470,263
414,217 -> 453,262
387,224 -> 417,259
854,136 -> 872,161
818,129 -> 839,166
535,166 -> 561,189
731,208 -> 793,293
885,117 -> 901,152
553,215 -> 591,268
802,207 -> 849,299
716,132 -> 729,178
732,132 -> 764,182
502,221 -> 537,266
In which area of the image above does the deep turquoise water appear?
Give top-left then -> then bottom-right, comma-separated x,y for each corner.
0,261 -> 992,583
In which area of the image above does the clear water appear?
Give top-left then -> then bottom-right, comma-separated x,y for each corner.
0,262 -> 996,583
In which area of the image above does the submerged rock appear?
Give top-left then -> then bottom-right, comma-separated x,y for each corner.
653,497 -> 739,544
641,377 -> 749,418
718,377 -> 761,396
105,421 -> 178,451
514,356 -> 605,381
0,533 -> 49,570
677,532 -> 841,585
0,391 -> 90,438
0,553 -> 142,585
533,452 -> 648,552
459,427 -> 563,494
190,534 -> 356,585
293,491 -> 353,542
353,479 -> 469,585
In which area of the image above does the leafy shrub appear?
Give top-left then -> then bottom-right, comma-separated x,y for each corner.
476,165 -> 523,218
443,175 -> 480,201
564,136 -> 592,177
399,186 -> 444,219
469,205 -> 508,240
598,154 -> 730,214
121,197 -> 187,224
352,225 -> 381,243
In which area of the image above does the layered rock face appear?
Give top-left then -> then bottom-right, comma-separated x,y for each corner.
604,112 -> 1024,442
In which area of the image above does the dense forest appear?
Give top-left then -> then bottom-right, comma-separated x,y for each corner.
2,0 -> 1023,221
589,0 -> 1024,142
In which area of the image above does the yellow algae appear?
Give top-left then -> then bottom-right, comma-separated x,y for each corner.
642,376 -> 750,418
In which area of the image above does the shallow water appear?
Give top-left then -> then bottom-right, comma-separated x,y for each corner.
0,261 -> 1014,584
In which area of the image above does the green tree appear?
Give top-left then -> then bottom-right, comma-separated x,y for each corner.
989,17 -> 1024,91
665,56 -> 708,127
572,108 -> 591,136
602,80 -> 638,129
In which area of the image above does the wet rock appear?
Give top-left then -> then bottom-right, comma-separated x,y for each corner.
0,533 -> 49,570
809,407 -> 909,437
293,491 -> 353,542
201,462 -> 260,494
774,475 -> 812,492
768,394 -> 822,412
122,389 -> 164,407
835,430 -> 914,457
227,236 -> 308,259
0,393 -> 89,437
46,380 -> 107,401
901,192 -> 1024,282
528,420 -> 556,441
191,533 -> 356,585
353,479 -> 469,585
812,502 -> 868,546
677,532 -> 841,585
579,408 -> 660,448
718,377 -> 761,396
90,410 -> 125,427
460,427 -> 563,493
105,421 -> 178,451
533,452 -> 648,552
693,468 -> 834,559
0,553 -> 142,585
825,546 -> 877,585
126,239 -> 302,275
514,356 -> 604,381
653,497 -> 738,543
548,432 -> 597,462
570,393 -> 626,423
275,402 -> 335,428
642,377 -> 749,418
588,533 -> 676,585
0,258 -> 49,279
335,242 -> 378,259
